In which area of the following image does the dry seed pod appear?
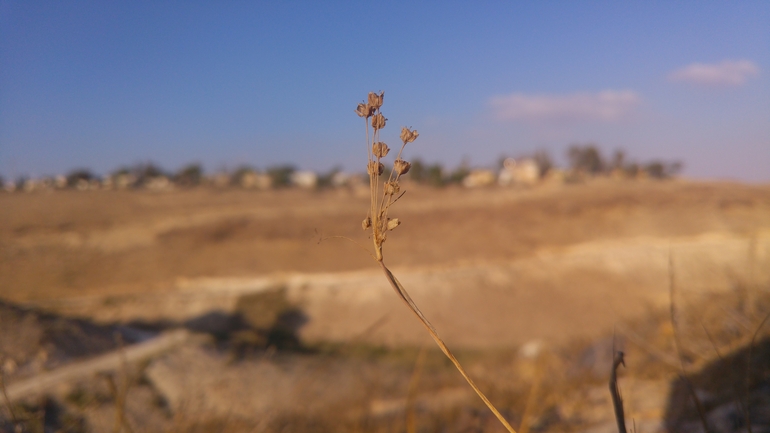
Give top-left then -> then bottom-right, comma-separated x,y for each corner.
386,218 -> 401,231
393,159 -> 411,175
372,142 -> 390,158
371,113 -> 387,130
367,161 -> 384,176
410,130 -> 419,142
384,181 -> 400,195
400,127 -> 419,144
355,102 -> 375,118
368,91 -> 384,110
401,126 -> 419,144
355,103 -> 368,118
362,217 -> 371,230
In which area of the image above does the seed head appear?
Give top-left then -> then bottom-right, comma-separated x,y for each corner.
362,217 -> 371,230
371,113 -> 387,131
393,159 -> 411,175
355,103 -> 367,118
356,102 -> 375,118
384,181 -> 400,195
386,218 -> 401,231
367,161 -> 384,176
368,91 -> 384,110
372,142 -> 390,159
400,127 -> 419,144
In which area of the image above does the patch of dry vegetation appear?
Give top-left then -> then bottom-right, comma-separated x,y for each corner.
0,278 -> 768,432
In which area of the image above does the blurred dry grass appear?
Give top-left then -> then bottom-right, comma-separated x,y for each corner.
1,287 -> 768,432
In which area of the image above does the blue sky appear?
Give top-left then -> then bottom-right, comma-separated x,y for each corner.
1,1 -> 768,181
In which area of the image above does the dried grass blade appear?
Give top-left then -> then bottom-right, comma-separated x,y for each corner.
379,261 -> 517,433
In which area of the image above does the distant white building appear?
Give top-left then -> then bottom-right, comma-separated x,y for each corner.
544,168 -> 566,184
498,158 -> 540,187
331,172 -> 350,188
75,179 -> 90,191
239,171 -> 272,190
145,176 -> 173,191
209,173 -> 231,188
291,171 -> 318,189
462,170 -> 496,188
23,178 -> 40,192
113,173 -> 137,189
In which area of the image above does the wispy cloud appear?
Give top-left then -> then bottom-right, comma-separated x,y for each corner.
490,90 -> 640,123
668,60 -> 760,86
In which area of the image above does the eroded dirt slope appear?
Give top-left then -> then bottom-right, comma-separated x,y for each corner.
2,180 -> 769,302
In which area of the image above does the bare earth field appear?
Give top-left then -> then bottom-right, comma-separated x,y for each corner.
2,180 -> 769,343
2,179 -> 770,432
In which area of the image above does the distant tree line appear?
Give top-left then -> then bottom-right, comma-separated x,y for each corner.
0,144 -> 684,193
566,144 -> 682,179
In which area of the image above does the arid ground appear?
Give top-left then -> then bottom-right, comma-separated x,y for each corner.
1,179 -> 769,432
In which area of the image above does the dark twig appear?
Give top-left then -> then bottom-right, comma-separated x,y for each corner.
609,351 -> 626,433
615,324 -> 680,368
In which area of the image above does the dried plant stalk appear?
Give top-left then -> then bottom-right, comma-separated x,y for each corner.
609,351 -> 627,433
355,92 -> 517,433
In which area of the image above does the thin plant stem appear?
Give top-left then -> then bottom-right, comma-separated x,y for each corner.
365,118 -> 371,165
379,261 -> 517,433
377,141 -> 407,221
518,359 -> 543,433
609,351 -> 627,433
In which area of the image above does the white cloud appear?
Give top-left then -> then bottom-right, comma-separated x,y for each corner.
668,60 -> 760,86
490,90 -> 640,123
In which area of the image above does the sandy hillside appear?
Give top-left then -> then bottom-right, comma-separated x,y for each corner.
2,179 -> 770,347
